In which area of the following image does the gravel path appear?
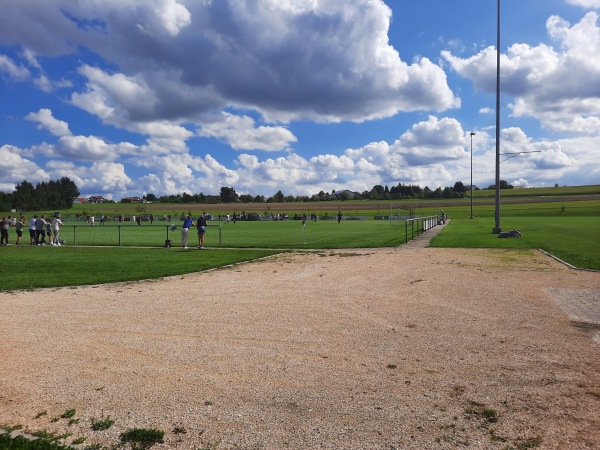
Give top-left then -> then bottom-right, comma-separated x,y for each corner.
1,237 -> 599,449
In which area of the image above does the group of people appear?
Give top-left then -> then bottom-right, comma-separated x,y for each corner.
180,213 -> 208,249
0,214 -> 64,246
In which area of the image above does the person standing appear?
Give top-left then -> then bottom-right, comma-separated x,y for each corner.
337,211 -> 342,224
46,218 -> 53,245
15,216 -> 25,245
181,214 -> 194,249
0,217 -> 8,245
29,215 -> 37,244
35,214 -> 47,245
197,213 -> 208,249
52,214 -> 64,245
90,215 -> 95,226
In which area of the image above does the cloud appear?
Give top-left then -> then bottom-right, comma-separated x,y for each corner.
2,0 -> 458,129
396,116 -> 467,165
0,51 -> 71,92
26,109 -> 72,137
565,0 -> 600,9
198,113 -> 297,151
442,12 -> 600,136
45,160 -> 132,197
0,145 -> 49,189
0,54 -> 29,80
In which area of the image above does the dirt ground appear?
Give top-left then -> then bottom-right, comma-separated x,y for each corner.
1,239 -> 599,449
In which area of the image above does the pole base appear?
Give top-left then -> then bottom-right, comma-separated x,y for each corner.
492,227 -> 502,234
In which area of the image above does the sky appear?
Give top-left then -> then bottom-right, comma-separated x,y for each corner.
0,0 -> 599,200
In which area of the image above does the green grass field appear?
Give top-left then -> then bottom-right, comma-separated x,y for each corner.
0,246 -> 281,291
1,196 -> 598,291
430,216 -> 600,270
53,218 -> 418,249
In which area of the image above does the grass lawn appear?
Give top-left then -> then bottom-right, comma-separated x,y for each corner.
0,246 -> 281,291
55,218 -> 415,249
430,216 -> 600,270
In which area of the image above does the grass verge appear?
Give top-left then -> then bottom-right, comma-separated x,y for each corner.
430,216 -> 600,270
0,246 -> 282,291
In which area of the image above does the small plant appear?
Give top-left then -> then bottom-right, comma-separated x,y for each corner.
68,418 -> 80,426
72,437 -> 86,445
35,411 -> 48,419
515,437 -> 542,449
120,428 -> 165,449
91,416 -> 115,431
31,429 -> 72,442
61,409 -> 77,419
482,408 -> 498,423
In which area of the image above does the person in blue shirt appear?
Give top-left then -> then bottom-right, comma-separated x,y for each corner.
181,214 -> 194,249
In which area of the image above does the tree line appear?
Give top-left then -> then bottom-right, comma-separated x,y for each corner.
142,181 -> 513,204
0,178 -> 514,211
0,178 -> 80,212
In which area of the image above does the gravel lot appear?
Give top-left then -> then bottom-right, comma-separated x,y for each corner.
1,240 -> 599,449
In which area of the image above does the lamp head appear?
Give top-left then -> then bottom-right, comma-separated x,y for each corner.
470,132 -> 476,136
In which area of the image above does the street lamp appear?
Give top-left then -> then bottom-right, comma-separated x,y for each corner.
470,132 -> 475,219
493,0 -> 502,234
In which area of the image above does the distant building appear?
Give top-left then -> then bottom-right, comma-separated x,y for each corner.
73,197 -> 88,204
121,196 -> 142,203
329,190 -> 358,200
88,195 -> 108,204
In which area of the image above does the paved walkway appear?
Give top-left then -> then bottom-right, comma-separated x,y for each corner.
401,220 -> 448,249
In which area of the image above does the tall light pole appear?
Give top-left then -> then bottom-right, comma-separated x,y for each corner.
493,0 -> 502,233
470,132 -> 475,219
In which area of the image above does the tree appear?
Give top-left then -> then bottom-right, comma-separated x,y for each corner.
271,190 -> 285,203
220,186 -> 238,203
58,177 -> 79,208
144,193 -> 158,202
12,181 -> 36,211
453,181 -> 466,193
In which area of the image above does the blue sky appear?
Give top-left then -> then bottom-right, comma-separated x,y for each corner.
1,0 -> 599,199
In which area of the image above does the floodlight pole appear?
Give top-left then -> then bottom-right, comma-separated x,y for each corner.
493,0 -> 502,234
470,132 -> 475,219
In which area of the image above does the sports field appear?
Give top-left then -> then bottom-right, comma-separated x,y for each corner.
53,218 -> 417,249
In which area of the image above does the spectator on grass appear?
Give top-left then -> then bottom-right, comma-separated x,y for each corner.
35,214 -> 47,245
46,218 -> 53,245
29,216 -> 37,244
181,214 -> 194,249
0,217 -> 8,245
90,215 -> 95,226
136,215 -> 141,226
337,211 -> 342,224
52,215 -> 64,246
197,213 -> 208,249
15,216 -> 25,245
100,214 -> 105,226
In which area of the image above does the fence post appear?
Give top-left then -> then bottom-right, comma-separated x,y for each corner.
73,225 -> 76,246
219,224 -> 222,247
118,225 -> 121,246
